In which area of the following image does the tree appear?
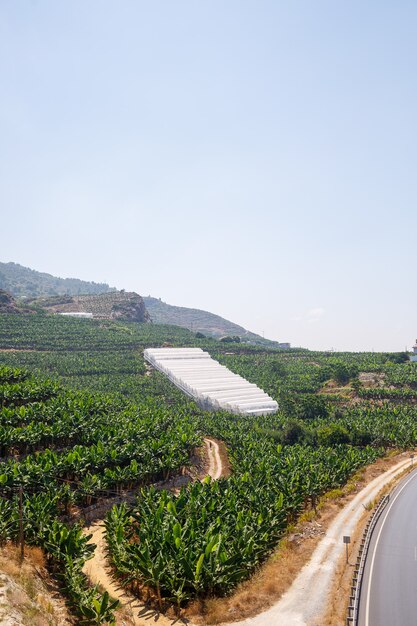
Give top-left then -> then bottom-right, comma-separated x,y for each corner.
385,352 -> 409,364
220,336 -> 240,343
279,420 -> 311,445
316,424 -> 351,446
295,394 -> 329,421
333,363 -> 359,385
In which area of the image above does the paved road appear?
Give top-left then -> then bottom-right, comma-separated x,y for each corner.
358,468 -> 417,626
223,456 -> 413,626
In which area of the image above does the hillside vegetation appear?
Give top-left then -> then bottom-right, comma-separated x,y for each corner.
144,296 -> 278,344
0,261 -> 115,298
0,289 -> 35,315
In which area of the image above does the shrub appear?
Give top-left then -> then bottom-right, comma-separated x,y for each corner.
317,424 -> 351,446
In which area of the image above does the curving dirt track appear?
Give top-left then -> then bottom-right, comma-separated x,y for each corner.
205,437 -> 223,480
82,524 -> 151,626
82,438 -> 224,625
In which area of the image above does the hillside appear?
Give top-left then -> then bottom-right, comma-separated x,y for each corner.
30,291 -> 150,323
0,261 -> 116,298
0,261 -> 285,345
143,296 -> 277,344
0,289 -> 38,315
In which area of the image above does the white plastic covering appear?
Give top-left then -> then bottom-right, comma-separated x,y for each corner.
143,347 -> 278,416
59,312 -> 93,319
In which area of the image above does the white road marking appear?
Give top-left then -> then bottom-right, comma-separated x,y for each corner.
365,470 -> 417,626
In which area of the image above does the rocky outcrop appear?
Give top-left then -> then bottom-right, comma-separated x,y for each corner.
0,290 -> 34,314
32,291 -> 151,323
106,292 -> 151,323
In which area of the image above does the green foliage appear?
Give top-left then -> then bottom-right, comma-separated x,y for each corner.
220,335 -> 241,343
316,424 -> 351,446
278,420 -> 312,446
383,352 -> 410,364
105,416 -> 378,605
0,261 -> 115,299
333,362 -> 359,385
292,394 -> 330,421
0,314 -> 417,613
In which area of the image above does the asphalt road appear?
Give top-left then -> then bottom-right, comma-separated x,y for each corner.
357,467 -> 417,626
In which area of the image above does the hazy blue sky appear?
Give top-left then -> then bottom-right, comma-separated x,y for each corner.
1,1 -> 417,351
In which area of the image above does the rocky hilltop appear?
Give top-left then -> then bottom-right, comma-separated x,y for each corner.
0,289 -> 34,315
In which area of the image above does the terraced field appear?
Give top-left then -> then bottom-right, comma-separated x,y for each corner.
0,313 -> 416,623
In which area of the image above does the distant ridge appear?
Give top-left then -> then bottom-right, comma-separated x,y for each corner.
0,262 -> 115,298
0,261 -> 285,346
143,296 -> 275,344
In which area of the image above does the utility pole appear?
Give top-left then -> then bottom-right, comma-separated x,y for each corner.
18,486 -> 24,562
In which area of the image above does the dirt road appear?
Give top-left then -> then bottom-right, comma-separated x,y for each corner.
82,438 -> 224,625
205,437 -> 222,480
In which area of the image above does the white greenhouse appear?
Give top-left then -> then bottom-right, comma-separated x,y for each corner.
143,347 -> 278,416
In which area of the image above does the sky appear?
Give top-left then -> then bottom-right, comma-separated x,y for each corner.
1,1 -> 417,352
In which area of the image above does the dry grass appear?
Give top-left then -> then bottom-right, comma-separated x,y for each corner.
321,510 -> 368,626
0,451 -> 409,626
322,459 -> 416,626
186,450 -> 414,625
0,543 -> 73,626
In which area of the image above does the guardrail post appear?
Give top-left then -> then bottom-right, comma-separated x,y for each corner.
346,493 -> 390,625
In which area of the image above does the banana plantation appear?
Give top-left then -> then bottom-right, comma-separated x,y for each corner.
0,313 -> 417,622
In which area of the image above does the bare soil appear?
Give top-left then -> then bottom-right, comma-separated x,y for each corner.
6,443 -> 408,626
0,544 -> 73,626
82,438 -> 225,625
318,379 -> 355,397
83,524 -> 160,626
358,371 -> 386,387
0,349 -> 37,353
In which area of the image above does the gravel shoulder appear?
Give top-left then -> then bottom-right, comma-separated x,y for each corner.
223,455 -> 414,626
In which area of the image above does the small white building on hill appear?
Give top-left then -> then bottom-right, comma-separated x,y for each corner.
59,312 -> 93,319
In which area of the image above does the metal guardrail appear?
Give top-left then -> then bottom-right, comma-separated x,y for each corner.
346,494 -> 390,625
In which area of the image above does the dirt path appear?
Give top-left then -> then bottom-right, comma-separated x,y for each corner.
83,524 -> 159,626
82,438 -> 224,625
205,437 -> 223,480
